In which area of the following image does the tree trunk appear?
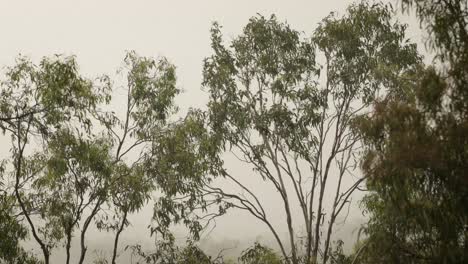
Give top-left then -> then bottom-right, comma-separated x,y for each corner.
111,209 -> 128,264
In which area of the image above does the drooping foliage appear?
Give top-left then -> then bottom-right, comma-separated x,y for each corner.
0,52 -> 212,264
239,242 -> 282,264
0,54 -> 110,264
355,0 -> 468,263
201,2 -> 421,264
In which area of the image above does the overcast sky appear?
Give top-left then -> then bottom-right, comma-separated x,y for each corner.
0,0 -> 424,262
0,0 -> 359,110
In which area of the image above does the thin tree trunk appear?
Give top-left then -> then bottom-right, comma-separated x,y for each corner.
265,220 -> 290,264
312,156 -> 334,264
265,140 -> 299,264
112,209 -> 128,264
15,185 -> 50,264
14,116 -> 50,264
65,230 -> 72,264
78,199 -> 102,264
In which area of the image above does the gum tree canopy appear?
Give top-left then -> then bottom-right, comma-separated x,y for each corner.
199,2 -> 420,264
0,52 -> 210,264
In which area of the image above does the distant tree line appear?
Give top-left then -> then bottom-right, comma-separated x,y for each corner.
0,0 -> 466,263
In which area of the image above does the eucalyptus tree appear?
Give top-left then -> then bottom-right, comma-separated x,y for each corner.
239,243 -> 282,264
0,52 -> 211,263
0,55 -> 110,264
354,0 -> 468,262
98,51 -> 182,264
200,2 -> 420,263
36,130 -> 114,264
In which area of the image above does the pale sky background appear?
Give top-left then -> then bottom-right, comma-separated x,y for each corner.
0,0 -> 425,262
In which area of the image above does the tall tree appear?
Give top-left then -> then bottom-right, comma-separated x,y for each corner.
355,0 -> 468,263
200,2 -> 420,264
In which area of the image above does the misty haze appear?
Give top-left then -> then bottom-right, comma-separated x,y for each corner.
0,0 -> 466,263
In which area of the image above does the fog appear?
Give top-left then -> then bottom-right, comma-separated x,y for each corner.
0,0 -> 425,262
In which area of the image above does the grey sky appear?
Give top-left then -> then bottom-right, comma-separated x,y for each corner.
0,0 -> 357,109
0,0 -> 424,262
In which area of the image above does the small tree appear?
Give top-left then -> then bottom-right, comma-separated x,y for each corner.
130,241 -> 224,264
239,242 -> 282,264
33,129 -> 113,264
0,55 -> 109,264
